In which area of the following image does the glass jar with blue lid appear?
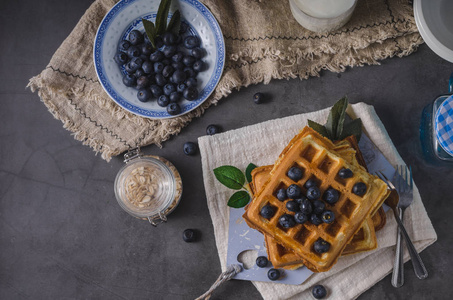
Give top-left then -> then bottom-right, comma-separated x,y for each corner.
420,73 -> 453,162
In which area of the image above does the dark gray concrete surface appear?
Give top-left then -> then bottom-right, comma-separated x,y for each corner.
1,1 -> 452,299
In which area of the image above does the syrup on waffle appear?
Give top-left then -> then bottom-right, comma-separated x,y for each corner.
243,127 -> 390,272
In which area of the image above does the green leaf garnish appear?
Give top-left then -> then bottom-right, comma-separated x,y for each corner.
245,163 -> 258,184
339,118 -> 363,141
155,0 -> 172,36
227,191 -> 251,208
167,10 -> 181,36
307,120 -> 330,139
142,18 -> 157,48
213,166 -> 245,190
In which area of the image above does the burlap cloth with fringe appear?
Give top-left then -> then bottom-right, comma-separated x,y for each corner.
28,0 -> 421,161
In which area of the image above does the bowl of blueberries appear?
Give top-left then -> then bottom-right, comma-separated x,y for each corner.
94,0 -> 225,119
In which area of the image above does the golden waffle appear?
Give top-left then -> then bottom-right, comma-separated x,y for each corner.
251,165 -> 378,270
243,127 -> 390,272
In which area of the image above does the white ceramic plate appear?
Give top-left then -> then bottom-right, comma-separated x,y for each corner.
414,0 -> 453,63
94,0 -> 225,119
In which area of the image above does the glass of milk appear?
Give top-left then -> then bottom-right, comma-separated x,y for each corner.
289,0 -> 358,33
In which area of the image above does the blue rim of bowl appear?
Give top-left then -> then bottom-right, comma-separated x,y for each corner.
93,0 -> 225,119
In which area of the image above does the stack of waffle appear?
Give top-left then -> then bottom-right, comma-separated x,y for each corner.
243,127 -> 390,272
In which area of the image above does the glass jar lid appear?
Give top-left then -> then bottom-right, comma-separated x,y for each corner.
435,95 -> 453,156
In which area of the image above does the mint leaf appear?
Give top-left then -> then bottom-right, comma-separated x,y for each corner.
245,163 -> 258,184
142,18 -> 156,48
340,118 -> 363,141
308,120 -> 330,139
325,97 -> 348,140
155,0 -> 172,36
167,10 -> 181,36
213,166 -> 245,190
227,191 -> 251,208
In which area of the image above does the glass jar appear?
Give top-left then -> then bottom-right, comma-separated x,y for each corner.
114,149 -> 182,226
420,73 -> 453,163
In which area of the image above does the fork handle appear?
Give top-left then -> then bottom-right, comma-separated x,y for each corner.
391,208 -> 405,287
392,208 -> 428,280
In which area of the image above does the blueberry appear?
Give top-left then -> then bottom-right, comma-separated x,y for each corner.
179,22 -> 189,34
183,87 -> 199,101
114,52 -> 128,65
287,167 -> 303,181
157,95 -> 170,107
353,182 -> 367,196
129,57 -> 143,71
286,200 -> 299,212
185,77 -> 197,88
310,214 -> 322,225
122,74 -> 136,87
276,188 -> 288,201
172,61 -> 185,70
267,268 -> 280,281
279,214 -> 296,228
312,285 -> 327,299
172,70 -> 187,84
163,45 -> 177,58
124,63 -> 136,74
286,184 -> 302,199
154,62 -> 164,73
162,31 -> 177,45
184,35 -> 200,49
167,103 -> 181,116
313,238 -> 330,254
253,92 -> 264,104
177,83 -> 187,93
306,186 -> 321,200
140,43 -> 153,56
142,61 -> 154,74
321,210 -> 335,224
294,212 -> 308,224
182,229 -> 196,242
172,51 -> 184,63
312,200 -> 326,215
256,256 -> 269,268
137,88 -> 151,102
192,60 -> 205,72
323,188 -> 339,205
134,68 -> 145,78
118,40 -> 131,52
182,55 -> 196,67
155,36 -> 164,48
184,67 -> 197,78
206,124 -> 221,135
183,141 -> 197,155
299,199 -> 313,215
260,205 -> 275,219
155,73 -> 167,87
127,45 -> 140,57
136,76 -> 150,89
295,195 -> 308,205
304,179 -> 317,189
191,47 -> 205,59
163,83 -> 176,96
169,92 -> 180,103
162,65 -> 174,78
150,50 -> 164,62
128,30 -> 144,45
150,85 -> 163,97
338,168 -> 353,179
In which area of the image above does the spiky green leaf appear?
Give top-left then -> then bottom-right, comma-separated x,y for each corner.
155,0 -> 172,36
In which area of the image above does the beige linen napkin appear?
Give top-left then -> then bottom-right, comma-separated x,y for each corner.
198,102 -> 437,300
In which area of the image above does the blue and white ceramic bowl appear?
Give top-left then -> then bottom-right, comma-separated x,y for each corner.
94,0 -> 225,119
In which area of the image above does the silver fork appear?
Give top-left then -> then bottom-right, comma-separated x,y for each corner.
375,169 -> 428,286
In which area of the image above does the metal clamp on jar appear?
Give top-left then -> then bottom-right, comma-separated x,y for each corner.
114,148 -> 182,226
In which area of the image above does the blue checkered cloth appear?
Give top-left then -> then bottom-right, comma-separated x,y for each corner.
435,95 -> 453,156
